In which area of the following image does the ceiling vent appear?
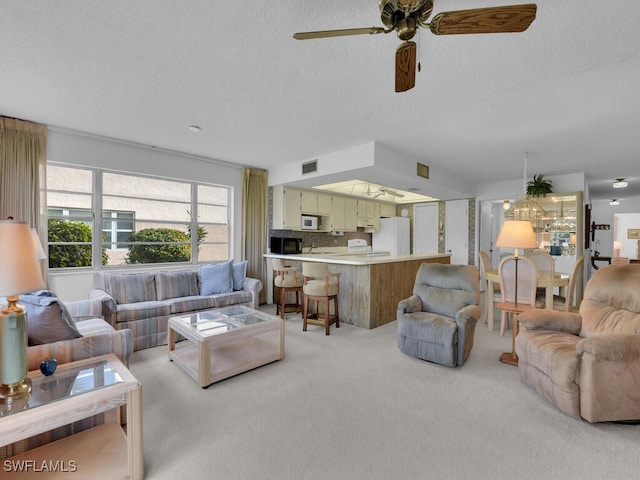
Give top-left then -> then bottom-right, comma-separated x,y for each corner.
301,159 -> 318,175
417,162 -> 429,179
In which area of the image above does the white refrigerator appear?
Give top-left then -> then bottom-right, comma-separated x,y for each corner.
372,217 -> 410,256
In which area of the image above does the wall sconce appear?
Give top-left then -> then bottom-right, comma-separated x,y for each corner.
610,199 -> 620,206
503,200 -> 510,210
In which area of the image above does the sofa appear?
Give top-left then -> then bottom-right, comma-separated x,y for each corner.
1,294 -> 132,459
515,264 -> 640,422
397,263 -> 481,367
89,263 -> 263,351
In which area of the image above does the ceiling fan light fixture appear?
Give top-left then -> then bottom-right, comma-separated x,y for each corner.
613,178 -> 628,188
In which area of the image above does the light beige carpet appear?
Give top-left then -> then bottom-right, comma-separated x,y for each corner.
129,306 -> 640,480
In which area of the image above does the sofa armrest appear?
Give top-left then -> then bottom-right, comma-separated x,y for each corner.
89,288 -> 118,324
518,309 -> 582,335
27,319 -> 133,370
243,277 -> 263,309
398,294 -> 423,316
578,333 -> 640,362
65,298 -> 104,322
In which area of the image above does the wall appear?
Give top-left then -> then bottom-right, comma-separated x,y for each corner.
47,128 -> 244,300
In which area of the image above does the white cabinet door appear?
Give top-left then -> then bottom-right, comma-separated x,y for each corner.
317,193 -> 332,215
344,198 -> 358,231
331,196 -> 346,230
273,185 -> 301,230
300,190 -> 317,214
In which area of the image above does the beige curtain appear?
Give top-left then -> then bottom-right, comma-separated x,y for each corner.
0,116 -> 48,282
242,168 -> 268,305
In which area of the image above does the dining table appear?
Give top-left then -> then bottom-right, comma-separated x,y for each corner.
484,269 -> 569,332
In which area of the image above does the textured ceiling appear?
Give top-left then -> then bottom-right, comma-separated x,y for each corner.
1,1 -> 640,200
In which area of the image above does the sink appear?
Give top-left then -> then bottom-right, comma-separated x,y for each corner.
307,251 -> 336,255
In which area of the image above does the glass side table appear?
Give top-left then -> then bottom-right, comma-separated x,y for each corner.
0,354 -> 143,479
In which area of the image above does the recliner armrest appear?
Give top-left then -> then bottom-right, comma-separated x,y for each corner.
398,294 -> 422,315
578,333 -> 640,362
456,304 -> 481,324
518,309 -> 582,335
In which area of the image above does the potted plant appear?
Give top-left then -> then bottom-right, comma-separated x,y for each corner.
527,174 -> 553,197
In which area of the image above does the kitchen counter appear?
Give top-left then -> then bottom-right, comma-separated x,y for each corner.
265,252 -> 451,329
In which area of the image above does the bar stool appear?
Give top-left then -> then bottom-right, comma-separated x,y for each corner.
302,262 -> 340,335
272,258 -> 303,319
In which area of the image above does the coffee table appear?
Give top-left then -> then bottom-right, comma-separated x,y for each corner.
168,305 -> 285,388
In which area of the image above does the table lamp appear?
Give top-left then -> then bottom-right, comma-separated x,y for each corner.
0,220 -> 45,404
495,220 -> 538,307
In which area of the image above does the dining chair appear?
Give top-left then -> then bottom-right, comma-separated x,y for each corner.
478,250 -> 501,329
497,255 -> 542,364
526,250 -> 555,271
302,262 -> 340,335
537,254 -> 585,312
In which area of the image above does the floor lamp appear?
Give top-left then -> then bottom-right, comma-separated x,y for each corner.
0,220 -> 45,405
495,220 -> 538,365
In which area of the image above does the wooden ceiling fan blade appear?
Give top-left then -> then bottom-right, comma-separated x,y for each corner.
429,4 -> 537,35
395,41 -> 416,93
293,27 -> 388,40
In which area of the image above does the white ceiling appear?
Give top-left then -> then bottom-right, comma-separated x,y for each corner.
2,1 -> 640,201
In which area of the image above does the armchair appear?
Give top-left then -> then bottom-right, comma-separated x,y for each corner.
516,264 -> 640,422
397,263 -> 481,367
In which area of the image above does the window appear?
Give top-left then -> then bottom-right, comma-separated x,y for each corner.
46,164 -> 232,269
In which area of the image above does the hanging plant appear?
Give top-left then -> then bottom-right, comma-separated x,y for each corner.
526,174 -> 553,197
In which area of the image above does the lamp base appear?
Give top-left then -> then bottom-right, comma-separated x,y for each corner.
0,378 -> 32,404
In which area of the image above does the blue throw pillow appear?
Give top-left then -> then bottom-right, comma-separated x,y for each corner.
200,260 -> 233,295
232,261 -> 247,291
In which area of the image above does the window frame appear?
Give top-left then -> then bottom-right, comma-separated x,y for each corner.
46,163 -> 233,270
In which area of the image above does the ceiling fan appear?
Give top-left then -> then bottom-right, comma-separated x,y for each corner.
293,1 -> 537,92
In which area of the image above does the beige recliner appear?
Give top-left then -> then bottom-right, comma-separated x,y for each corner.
515,264 -> 640,422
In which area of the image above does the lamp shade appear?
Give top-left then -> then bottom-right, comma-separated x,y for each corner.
495,220 -> 538,250
0,221 -> 44,296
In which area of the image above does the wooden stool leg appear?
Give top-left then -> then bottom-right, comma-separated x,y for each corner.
302,295 -> 308,331
324,298 -> 330,335
334,296 -> 339,328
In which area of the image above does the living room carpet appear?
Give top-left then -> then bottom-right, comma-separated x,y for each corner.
129,306 -> 640,480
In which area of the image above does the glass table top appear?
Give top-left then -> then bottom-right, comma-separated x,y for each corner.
0,359 -> 122,417
176,306 -> 276,337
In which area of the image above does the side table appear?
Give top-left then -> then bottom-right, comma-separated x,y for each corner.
0,354 -> 143,479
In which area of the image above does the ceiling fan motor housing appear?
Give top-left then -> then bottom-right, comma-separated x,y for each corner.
380,0 -> 434,39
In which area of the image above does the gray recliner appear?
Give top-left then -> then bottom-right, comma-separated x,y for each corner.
397,263 -> 481,367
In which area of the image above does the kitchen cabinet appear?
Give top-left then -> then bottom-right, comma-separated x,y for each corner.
301,191 -> 332,215
331,196 -> 345,230
345,198 -> 358,231
380,202 -> 397,218
273,185 -> 301,230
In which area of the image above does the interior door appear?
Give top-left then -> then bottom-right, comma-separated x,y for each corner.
413,203 -> 438,254
445,200 -> 469,265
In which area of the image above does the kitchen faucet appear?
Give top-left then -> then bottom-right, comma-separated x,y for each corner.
309,242 -> 317,253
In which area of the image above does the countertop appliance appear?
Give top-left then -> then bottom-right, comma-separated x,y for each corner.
270,236 -> 302,255
372,216 -> 410,256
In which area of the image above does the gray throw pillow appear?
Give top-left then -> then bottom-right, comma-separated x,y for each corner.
20,290 -> 83,346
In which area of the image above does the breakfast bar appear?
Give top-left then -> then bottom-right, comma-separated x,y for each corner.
265,251 -> 450,329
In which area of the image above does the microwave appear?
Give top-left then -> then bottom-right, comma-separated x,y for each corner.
270,237 -> 302,255
301,215 -> 318,230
